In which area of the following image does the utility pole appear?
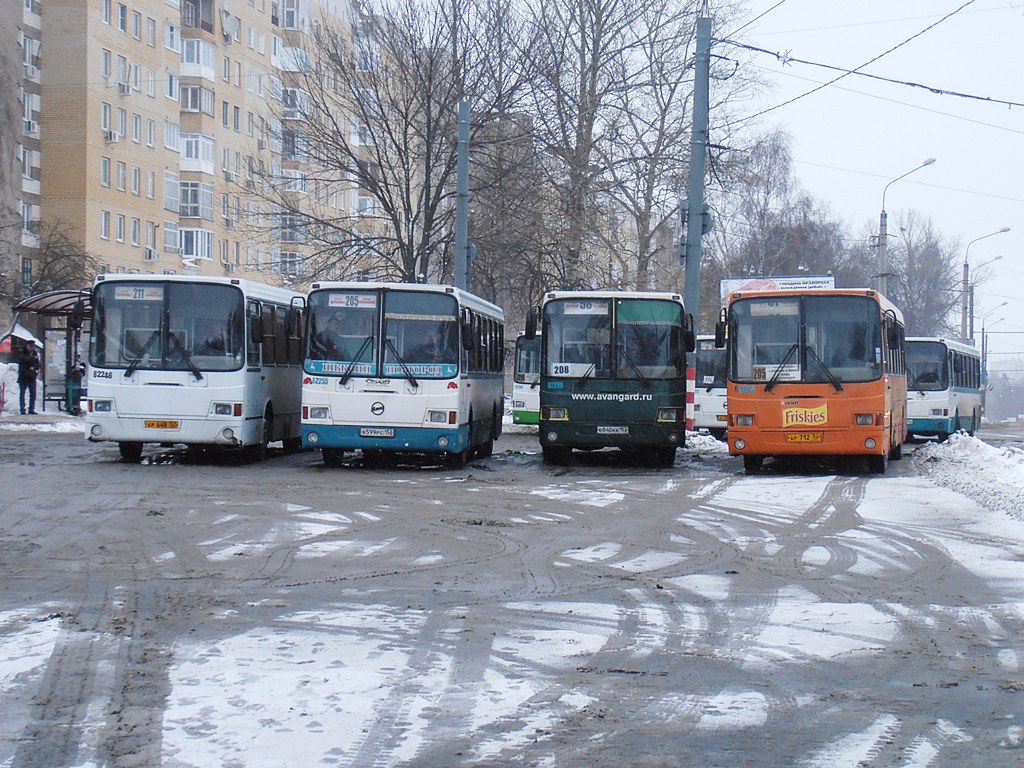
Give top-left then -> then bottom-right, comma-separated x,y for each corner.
454,100 -> 471,291
682,13 -> 711,322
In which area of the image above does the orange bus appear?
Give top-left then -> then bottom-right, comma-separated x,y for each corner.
716,288 -> 907,474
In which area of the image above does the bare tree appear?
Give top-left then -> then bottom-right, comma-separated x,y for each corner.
0,220 -> 97,310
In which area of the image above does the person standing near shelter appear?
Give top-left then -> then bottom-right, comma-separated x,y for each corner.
18,342 -> 40,415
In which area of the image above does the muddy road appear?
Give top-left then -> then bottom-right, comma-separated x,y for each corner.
1,427 -> 1023,766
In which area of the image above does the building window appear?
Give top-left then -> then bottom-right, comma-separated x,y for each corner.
100,210 -> 110,239
164,171 -> 180,212
102,0 -> 111,24
147,171 -> 155,198
116,214 -> 126,242
233,105 -> 240,131
117,3 -> 127,31
100,157 -> 110,186
163,220 -> 179,252
21,257 -> 32,285
131,167 -> 140,195
101,102 -> 111,131
116,161 -> 126,191
131,218 -> 140,245
180,229 -> 214,260
117,108 -> 127,136
180,181 -> 214,219
147,17 -> 157,46
147,119 -> 155,146
164,120 -> 179,150
132,113 -> 141,142
165,24 -> 180,52
166,72 -> 179,100
101,49 -> 111,78
132,11 -> 141,38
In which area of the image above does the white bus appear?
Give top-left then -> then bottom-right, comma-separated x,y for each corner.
512,332 -> 541,425
301,282 -> 505,467
906,337 -> 982,440
86,275 -> 304,462
693,334 -> 727,440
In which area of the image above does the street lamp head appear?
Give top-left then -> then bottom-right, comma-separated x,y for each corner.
999,226 -> 1011,233
922,157 -> 937,167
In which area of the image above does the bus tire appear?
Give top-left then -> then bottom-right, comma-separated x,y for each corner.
889,439 -> 903,460
742,455 -> 763,474
492,403 -> 503,441
710,428 -> 727,442
968,410 -> 978,436
119,441 -> 143,463
244,407 -> 271,463
283,434 -> 303,453
447,447 -> 470,469
868,452 -> 888,474
322,447 -> 345,467
476,436 -> 494,459
652,447 -> 676,468
542,446 -> 571,466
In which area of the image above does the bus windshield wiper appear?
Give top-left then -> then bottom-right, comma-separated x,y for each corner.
339,336 -> 374,385
384,337 -> 419,389
168,331 -> 203,380
576,344 -> 609,385
617,343 -> 650,387
805,345 -> 843,392
125,329 -> 161,378
764,343 -> 799,392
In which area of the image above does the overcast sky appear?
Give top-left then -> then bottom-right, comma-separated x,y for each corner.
725,1 -> 1023,368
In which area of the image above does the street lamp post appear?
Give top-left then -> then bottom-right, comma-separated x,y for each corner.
981,312 -> 1006,417
878,157 -> 936,296
960,229 -> 1010,340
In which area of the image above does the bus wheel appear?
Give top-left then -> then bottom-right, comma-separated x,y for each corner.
492,403 -> 503,441
889,437 -> 903,460
476,435 -> 494,459
651,447 -> 676,468
283,436 -> 303,453
742,455 -> 763,474
118,441 -> 143,463
867,452 -> 888,474
244,408 -> 271,463
968,411 -> 978,436
322,448 -> 345,467
447,447 -> 470,469
542,446 -> 571,466
710,429 -> 727,442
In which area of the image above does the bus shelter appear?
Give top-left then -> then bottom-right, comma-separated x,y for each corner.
10,288 -> 92,413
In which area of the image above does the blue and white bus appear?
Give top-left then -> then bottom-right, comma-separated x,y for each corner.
906,337 -> 982,439
301,282 -> 505,467
86,275 -> 305,462
693,334 -> 727,440
512,332 -> 541,425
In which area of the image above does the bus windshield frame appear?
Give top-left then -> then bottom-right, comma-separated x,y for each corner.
89,281 -> 246,372
906,340 -> 949,391
729,294 -> 883,385
514,335 -> 541,384
696,339 -> 727,389
543,297 -> 685,381
305,288 -> 460,380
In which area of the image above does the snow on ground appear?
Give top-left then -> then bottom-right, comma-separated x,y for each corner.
913,432 -> 1024,520
0,419 -> 84,434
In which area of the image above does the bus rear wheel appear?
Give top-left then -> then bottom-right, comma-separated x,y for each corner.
243,408 -> 271,463
868,452 -> 888,474
651,447 -> 676,468
118,441 -> 143,463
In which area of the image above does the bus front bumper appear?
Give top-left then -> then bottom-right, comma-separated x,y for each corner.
907,417 -> 954,436
85,415 -> 255,446
302,423 -> 471,454
728,428 -> 887,456
539,421 -> 683,450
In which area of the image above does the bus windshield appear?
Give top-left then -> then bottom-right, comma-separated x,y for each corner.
90,281 -> 245,372
307,289 -> 379,376
696,340 -> 727,389
544,297 -> 683,380
730,295 -> 882,384
383,291 -> 460,379
907,340 -> 948,391
514,335 -> 541,384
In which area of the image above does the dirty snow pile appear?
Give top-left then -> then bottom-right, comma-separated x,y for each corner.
913,432 -> 1024,520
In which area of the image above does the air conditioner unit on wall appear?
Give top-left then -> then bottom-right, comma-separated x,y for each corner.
144,247 -> 159,261
118,82 -> 132,96
105,130 -> 121,143
223,217 -> 234,229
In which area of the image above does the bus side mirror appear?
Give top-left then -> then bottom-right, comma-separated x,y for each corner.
683,313 -> 696,352
70,300 -> 85,330
249,316 -> 265,344
715,308 -> 727,348
524,307 -> 538,340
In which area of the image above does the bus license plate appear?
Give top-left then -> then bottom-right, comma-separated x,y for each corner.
786,432 -> 823,443
144,420 -> 179,430
597,426 -> 628,435
360,427 -> 395,438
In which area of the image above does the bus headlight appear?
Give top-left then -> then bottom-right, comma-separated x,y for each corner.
855,413 -> 875,426
309,407 -> 330,420
213,402 -> 233,416
427,410 -> 449,424
543,407 -> 568,421
657,408 -> 678,422
93,399 -> 113,412
736,415 -> 754,427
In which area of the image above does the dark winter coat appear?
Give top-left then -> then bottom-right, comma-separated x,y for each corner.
18,348 -> 40,384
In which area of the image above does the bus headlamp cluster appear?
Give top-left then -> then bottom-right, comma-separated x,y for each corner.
308,406 -> 330,420
212,402 -> 243,417
92,399 -> 113,412
657,408 -> 678,423
427,410 -> 457,424
854,413 -> 875,426
543,407 -> 568,421
735,415 -> 754,427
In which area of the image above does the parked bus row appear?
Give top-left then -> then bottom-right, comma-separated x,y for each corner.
83,276 -> 981,475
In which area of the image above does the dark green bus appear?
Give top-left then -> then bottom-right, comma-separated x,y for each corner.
527,291 -> 694,467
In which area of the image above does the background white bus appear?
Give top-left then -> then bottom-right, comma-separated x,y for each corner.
906,336 -> 982,440
86,275 -> 304,462
301,282 -> 504,467
512,332 -> 541,425
693,334 -> 727,440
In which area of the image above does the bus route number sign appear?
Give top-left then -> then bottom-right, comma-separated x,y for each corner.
328,294 -> 377,309
114,287 -> 164,302
563,300 -> 608,315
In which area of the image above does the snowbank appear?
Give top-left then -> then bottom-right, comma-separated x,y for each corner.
0,363 -> 18,415
913,432 -> 1024,520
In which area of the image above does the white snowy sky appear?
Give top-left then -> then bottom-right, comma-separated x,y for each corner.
731,1 -> 1024,364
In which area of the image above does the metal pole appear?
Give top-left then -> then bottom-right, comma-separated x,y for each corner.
969,283 -> 975,342
960,259 -> 969,340
683,15 -> 711,321
877,210 -> 888,295
454,100 -> 471,290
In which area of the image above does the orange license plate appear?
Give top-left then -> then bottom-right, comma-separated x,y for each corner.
786,432 -> 823,443
144,420 -> 179,429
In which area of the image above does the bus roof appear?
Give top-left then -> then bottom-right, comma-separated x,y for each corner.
907,336 -> 980,356
93,273 -> 303,303
308,281 -> 503,319
542,290 -> 684,303
726,287 -> 905,324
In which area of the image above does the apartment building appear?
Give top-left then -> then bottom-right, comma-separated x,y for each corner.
36,0 -> 356,285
